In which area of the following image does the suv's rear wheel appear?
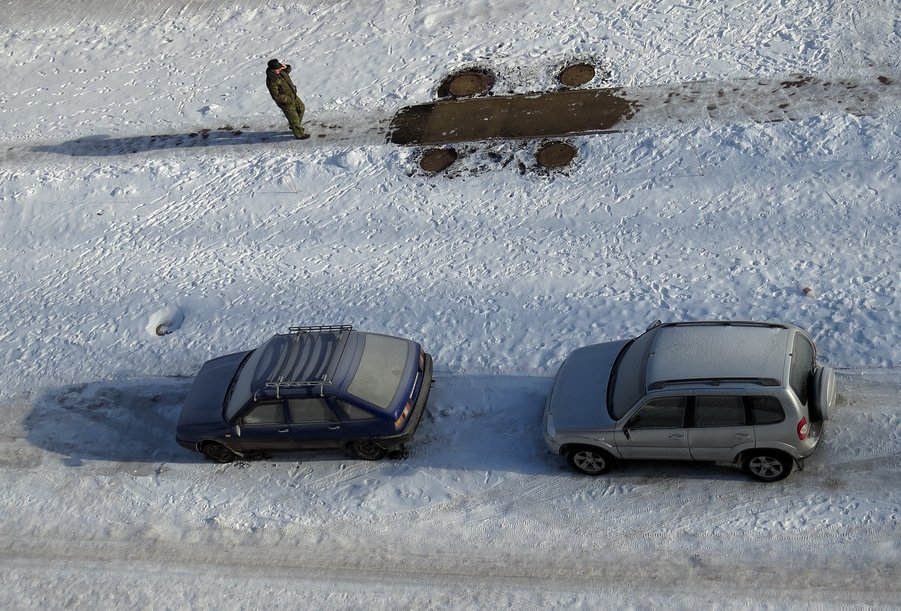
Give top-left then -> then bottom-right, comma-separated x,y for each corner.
566,446 -> 613,475
744,450 -> 793,482
350,440 -> 388,460
202,441 -> 238,463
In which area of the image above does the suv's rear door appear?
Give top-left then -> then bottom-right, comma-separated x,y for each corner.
688,395 -> 755,461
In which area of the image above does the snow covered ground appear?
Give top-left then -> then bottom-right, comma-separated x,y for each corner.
1,0 -> 899,608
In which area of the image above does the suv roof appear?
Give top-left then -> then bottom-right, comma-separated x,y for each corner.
644,321 -> 795,391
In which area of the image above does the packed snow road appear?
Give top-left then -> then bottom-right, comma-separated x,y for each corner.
1,370 -> 898,608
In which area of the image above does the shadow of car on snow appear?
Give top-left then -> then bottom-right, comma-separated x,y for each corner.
24,374 -> 748,482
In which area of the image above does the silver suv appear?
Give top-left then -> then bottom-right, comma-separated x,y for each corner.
543,321 -> 836,482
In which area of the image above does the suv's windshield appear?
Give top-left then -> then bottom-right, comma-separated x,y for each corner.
608,330 -> 655,419
347,334 -> 410,410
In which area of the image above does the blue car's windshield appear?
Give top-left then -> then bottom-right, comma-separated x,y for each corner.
224,348 -> 264,420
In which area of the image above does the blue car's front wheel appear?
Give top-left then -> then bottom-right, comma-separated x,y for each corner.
202,441 -> 238,463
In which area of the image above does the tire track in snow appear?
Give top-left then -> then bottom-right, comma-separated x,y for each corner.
2,531 -> 898,603
4,0 -> 262,29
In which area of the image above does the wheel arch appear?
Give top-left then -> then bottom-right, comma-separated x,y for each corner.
558,438 -> 618,457
736,446 -> 795,467
199,439 -> 244,457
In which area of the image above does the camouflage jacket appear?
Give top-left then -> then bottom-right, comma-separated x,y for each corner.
266,65 -> 300,106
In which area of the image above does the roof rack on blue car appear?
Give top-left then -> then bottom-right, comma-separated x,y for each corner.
256,325 -> 354,398
264,375 -> 333,398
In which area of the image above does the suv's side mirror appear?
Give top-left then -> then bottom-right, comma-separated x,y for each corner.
234,424 -> 242,437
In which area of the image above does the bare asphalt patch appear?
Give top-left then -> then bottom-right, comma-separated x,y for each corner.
389,75 -> 898,146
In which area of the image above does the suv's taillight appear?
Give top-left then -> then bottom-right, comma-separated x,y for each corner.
797,417 -> 809,440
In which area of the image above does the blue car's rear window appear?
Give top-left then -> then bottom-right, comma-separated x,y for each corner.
347,334 -> 411,410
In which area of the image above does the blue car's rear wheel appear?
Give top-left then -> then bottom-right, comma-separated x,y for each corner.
350,440 -> 388,460
566,446 -> 612,476
202,441 -> 238,463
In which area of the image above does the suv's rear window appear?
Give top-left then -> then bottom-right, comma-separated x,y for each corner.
751,396 -> 785,424
347,334 -> 410,410
789,333 -> 816,404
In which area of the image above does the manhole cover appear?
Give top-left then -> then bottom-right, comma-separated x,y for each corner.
559,63 -> 596,88
420,148 -> 458,173
536,141 -> 577,168
446,71 -> 493,97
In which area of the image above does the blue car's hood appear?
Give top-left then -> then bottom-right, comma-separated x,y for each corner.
545,340 -> 628,431
178,351 -> 250,429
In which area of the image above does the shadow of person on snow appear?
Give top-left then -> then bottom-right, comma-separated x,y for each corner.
30,128 -> 297,157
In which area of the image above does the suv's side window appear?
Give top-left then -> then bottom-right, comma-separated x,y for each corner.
751,396 -> 785,425
629,397 -> 686,429
242,401 -> 285,425
288,398 -> 339,424
693,396 -> 747,427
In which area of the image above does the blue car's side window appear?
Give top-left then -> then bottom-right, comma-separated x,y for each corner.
242,401 -> 285,425
288,398 -> 339,424
335,400 -> 377,421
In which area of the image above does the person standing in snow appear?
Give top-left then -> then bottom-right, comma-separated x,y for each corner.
266,59 -> 309,140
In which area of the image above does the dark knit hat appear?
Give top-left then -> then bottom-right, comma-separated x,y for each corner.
267,59 -> 283,70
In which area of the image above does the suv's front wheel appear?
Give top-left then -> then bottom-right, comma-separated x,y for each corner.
743,450 -> 793,482
566,446 -> 613,475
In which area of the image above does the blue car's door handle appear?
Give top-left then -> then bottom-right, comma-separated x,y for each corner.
328,425 -> 341,430
278,428 -> 289,433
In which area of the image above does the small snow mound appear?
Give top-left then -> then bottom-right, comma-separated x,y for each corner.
326,150 -> 367,170
147,306 -> 185,337
198,104 -> 220,117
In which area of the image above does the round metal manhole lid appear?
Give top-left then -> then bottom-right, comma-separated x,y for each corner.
536,141 -> 578,169
448,71 -> 492,97
559,63 -> 596,88
420,148 -> 458,173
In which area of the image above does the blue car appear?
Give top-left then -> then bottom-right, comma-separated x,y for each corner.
176,325 -> 433,462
